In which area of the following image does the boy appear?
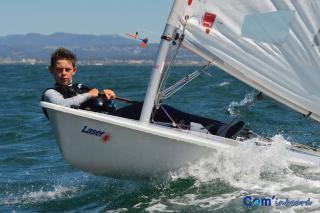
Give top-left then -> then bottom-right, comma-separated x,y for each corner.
42,48 -> 116,115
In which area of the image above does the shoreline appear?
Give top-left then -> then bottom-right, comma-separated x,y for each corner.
0,60 -> 205,66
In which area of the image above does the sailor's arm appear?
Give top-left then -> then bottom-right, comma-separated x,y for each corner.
43,88 -> 98,107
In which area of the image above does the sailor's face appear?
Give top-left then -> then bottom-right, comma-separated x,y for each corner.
50,59 -> 77,86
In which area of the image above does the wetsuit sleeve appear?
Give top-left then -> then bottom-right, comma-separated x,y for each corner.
43,89 -> 91,107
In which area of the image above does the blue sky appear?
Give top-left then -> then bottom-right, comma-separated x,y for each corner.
0,0 -> 173,42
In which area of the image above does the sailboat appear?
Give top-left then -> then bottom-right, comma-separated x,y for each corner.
41,0 -> 320,178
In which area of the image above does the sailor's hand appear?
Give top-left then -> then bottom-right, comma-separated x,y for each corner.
89,88 -> 99,98
103,89 -> 116,100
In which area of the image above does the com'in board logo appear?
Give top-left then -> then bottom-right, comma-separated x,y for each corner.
243,195 -> 313,207
243,196 -> 273,207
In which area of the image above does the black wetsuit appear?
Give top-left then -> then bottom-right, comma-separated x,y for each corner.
42,83 -> 114,118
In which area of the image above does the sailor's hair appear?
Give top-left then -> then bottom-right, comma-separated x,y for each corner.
51,47 -> 77,68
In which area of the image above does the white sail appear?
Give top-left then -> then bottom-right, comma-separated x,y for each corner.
168,0 -> 320,122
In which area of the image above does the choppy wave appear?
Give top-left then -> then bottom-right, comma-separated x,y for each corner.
227,92 -> 256,116
1,185 -> 78,206
1,65 -> 319,212
166,134 -> 320,211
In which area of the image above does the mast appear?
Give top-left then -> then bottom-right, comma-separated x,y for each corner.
139,0 -> 185,124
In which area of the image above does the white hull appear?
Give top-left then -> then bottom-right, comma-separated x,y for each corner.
41,102 -> 320,178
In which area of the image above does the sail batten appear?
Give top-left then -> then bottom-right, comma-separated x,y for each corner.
169,0 -> 320,122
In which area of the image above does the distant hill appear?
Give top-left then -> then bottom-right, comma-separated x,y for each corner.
0,33 -> 200,64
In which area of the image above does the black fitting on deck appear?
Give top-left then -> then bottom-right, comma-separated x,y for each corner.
303,111 -> 312,118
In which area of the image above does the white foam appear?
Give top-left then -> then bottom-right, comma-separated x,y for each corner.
168,134 -> 320,211
23,185 -> 77,202
145,199 -> 173,213
227,92 -> 255,116
1,185 -> 78,205
106,208 -> 128,213
218,82 -> 230,87
168,191 -> 239,210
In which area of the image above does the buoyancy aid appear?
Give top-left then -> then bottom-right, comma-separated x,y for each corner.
41,83 -> 115,118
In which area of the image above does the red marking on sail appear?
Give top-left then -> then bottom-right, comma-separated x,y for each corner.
202,12 -> 216,28
188,0 -> 192,6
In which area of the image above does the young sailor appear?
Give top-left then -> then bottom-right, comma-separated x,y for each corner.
42,48 -> 245,139
42,48 -> 116,116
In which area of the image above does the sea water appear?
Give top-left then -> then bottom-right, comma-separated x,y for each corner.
0,64 -> 319,212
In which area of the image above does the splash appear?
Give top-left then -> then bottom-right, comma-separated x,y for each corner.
170,134 -> 289,185
227,92 -> 255,116
1,185 -> 78,205
167,135 -> 320,211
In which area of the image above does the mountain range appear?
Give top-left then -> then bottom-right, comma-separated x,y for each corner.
0,33 -> 200,64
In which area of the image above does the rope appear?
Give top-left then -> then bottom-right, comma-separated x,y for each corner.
159,105 -> 182,129
162,70 -> 200,99
160,63 -> 211,100
151,23 -> 188,121
156,23 -> 188,106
